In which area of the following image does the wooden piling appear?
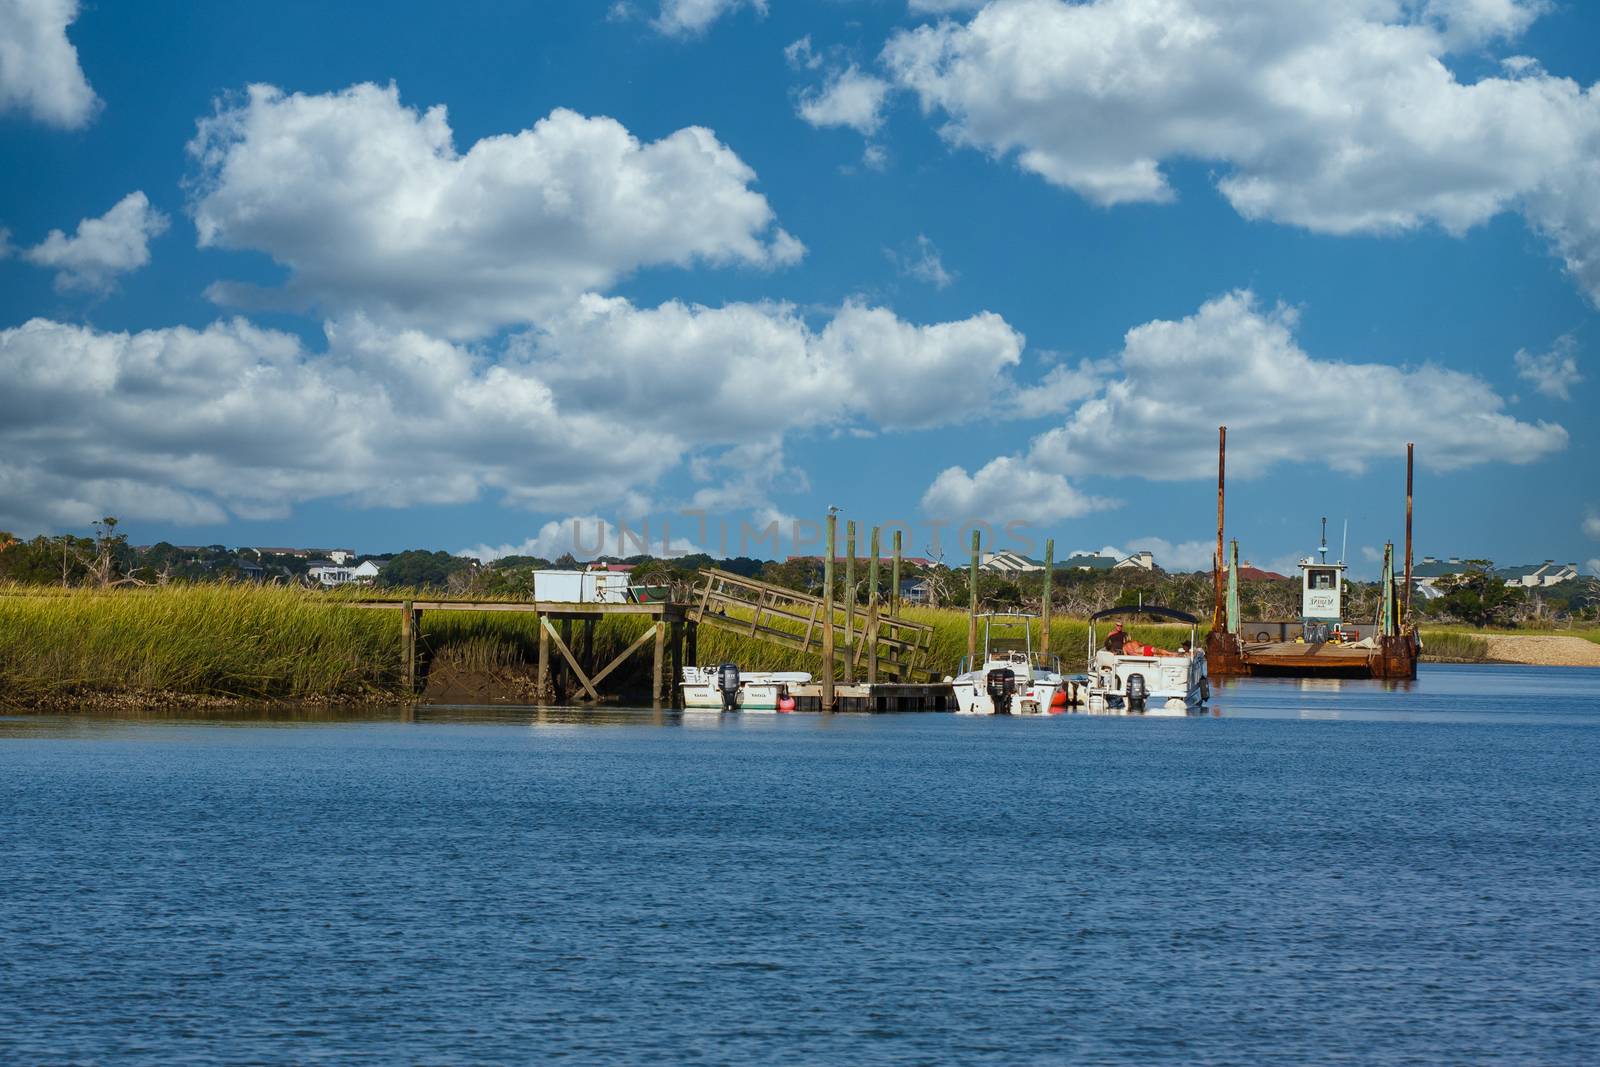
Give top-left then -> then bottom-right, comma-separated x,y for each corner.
891,530 -> 902,616
686,620 -> 698,671
670,621 -> 683,708
843,521 -> 856,685
652,620 -> 666,709
1041,538 -> 1053,656
967,529 -> 980,667
537,613 -> 551,703
822,513 -> 836,711
867,526 -> 881,685
401,600 -> 416,693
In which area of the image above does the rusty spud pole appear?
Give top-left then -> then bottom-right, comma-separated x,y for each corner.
1214,426 -> 1227,630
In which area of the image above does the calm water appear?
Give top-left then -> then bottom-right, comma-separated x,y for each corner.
3,664 -> 1598,1065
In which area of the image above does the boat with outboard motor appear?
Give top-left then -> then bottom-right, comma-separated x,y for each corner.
1082,606 -> 1208,714
949,613 -> 1068,715
680,664 -> 809,712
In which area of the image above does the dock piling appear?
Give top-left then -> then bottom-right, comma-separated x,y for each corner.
1041,539 -> 1053,655
891,530 -> 902,616
967,529 -> 980,667
822,512 -> 836,711
401,599 -> 416,693
1213,425 -> 1227,631
1404,442 -> 1414,625
844,521 -> 857,685
867,526 -> 881,685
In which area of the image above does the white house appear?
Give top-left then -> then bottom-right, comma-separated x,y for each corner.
309,559 -> 382,586
1113,550 -> 1157,572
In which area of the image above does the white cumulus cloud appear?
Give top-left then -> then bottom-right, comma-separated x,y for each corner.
653,0 -> 766,36
922,288 -> 1567,523
1514,334 -> 1583,400
0,0 -> 98,128
1584,510 -> 1600,540
0,294 -> 1030,534
186,82 -> 803,337
882,0 -> 1600,304
922,455 -> 1118,523
887,233 -> 955,288
798,64 -> 892,135
23,191 -> 168,291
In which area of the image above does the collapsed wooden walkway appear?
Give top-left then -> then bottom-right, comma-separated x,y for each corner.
688,568 -> 938,683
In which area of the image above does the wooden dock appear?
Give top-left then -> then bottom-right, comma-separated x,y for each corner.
352,599 -> 690,707
788,682 -> 953,712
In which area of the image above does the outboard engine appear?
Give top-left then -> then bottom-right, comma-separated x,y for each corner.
985,667 -> 1017,715
1125,672 -> 1147,712
715,662 -> 741,712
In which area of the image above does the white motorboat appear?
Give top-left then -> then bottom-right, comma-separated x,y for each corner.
950,613 -> 1067,715
1082,606 -> 1208,714
680,665 -> 810,712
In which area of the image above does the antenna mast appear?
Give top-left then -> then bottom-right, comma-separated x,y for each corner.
1319,516 -> 1328,564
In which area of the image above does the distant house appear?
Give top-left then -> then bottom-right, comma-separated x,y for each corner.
899,577 -> 934,605
236,560 -> 267,582
980,550 -> 1043,574
1410,556 -> 1579,599
1411,556 -> 1470,599
1113,550 -> 1158,572
309,559 -> 378,586
1059,552 -> 1117,573
1496,561 -> 1579,588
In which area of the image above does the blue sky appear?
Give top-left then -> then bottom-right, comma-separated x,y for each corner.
1,0 -> 1596,576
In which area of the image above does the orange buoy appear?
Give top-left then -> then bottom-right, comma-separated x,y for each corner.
778,695 -> 797,713
1051,689 -> 1068,710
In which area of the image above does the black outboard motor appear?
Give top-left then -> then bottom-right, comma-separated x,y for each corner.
715,662 -> 741,712
985,667 -> 1016,715
1125,672 -> 1147,712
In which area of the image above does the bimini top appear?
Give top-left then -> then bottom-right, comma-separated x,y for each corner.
1088,605 -> 1200,625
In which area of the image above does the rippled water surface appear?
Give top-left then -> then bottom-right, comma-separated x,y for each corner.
3,664 -> 1598,1064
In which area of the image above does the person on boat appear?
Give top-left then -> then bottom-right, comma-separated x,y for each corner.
1104,622 -> 1127,654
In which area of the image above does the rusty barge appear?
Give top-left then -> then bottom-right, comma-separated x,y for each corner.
1203,427 -> 1421,680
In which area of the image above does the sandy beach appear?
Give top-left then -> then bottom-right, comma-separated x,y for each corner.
1482,635 -> 1600,668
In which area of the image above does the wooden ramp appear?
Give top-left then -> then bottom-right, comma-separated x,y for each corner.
688,568 -> 937,682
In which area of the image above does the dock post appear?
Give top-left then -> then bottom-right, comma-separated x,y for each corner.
1403,442 -> 1414,626
670,619 -> 683,708
867,526 -> 881,685
652,618 -> 666,709
822,512 -> 836,711
537,613 -> 551,704
1213,425 -> 1227,631
891,530 -> 902,616
967,529 -> 980,667
1041,539 -> 1053,656
686,620 -> 698,670
843,521 -> 856,684
401,600 -> 415,693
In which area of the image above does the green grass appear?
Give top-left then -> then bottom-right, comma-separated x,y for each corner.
0,584 -> 1204,708
1418,631 -> 1492,663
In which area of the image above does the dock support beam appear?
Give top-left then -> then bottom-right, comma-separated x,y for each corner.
967,529 -> 980,667
652,618 -> 667,709
1041,539 -> 1053,656
537,612 -> 551,702
867,526 -> 880,685
822,512 -> 836,711
401,600 -> 416,693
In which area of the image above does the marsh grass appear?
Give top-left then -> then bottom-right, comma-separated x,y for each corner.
0,583 -> 1202,707
1418,631 -> 1491,663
